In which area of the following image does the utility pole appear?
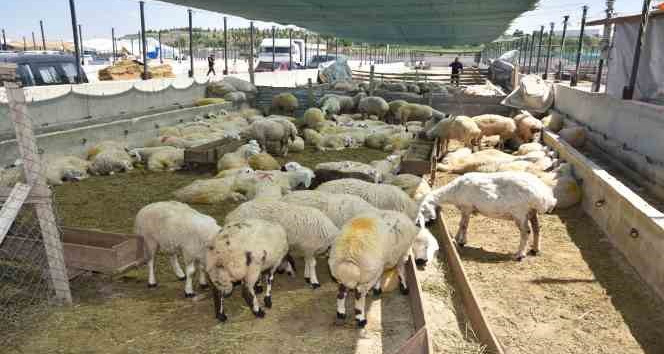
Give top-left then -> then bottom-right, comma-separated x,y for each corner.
188,9 -> 193,78
68,0 -> 81,82
78,24 -> 84,65
623,0 -> 652,99
40,20 -> 46,50
140,1 -> 148,80
535,26 -> 545,74
558,15 -> 570,80
223,17 -> 228,75
571,5 -> 588,87
593,0 -> 614,92
543,22 -> 555,80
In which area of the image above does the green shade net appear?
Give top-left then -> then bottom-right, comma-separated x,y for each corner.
160,0 -> 539,45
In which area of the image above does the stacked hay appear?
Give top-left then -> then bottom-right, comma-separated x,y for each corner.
98,60 -> 174,81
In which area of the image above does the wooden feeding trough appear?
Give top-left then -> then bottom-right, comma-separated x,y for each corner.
184,137 -> 247,167
61,227 -> 145,275
399,138 -> 439,183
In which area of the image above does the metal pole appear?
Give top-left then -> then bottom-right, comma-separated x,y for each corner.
1,29 -> 6,50
78,24 -> 84,65
68,0 -> 82,83
288,29 -> 292,70
316,35 -> 320,58
335,38 -> 338,57
223,17 -> 228,75
188,9 -> 193,78
571,5 -> 588,87
32,32 -> 37,50
528,31 -> 536,73
23,37 -> 27,51
623,0 -> 652,99
271,26 -> 276,71
158,30 -> 163,64
558,15 -> 570,80
543,23 -> 555,79
304,34 -> 308,67
593,0 -> 614,92
535,26 -> 545,74
249,21 -> 255,84
111,27 -> 116,63
40,20 -> 46,50
139,1 -> 148,80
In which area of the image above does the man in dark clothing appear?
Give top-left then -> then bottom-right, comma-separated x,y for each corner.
207,54 -> 216,76
450,57 -> 463,86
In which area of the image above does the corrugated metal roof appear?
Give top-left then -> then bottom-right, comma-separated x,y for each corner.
159,0 -> 539,45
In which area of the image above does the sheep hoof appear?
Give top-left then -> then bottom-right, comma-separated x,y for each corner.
216,312 -> 228,322
254,284 -> 264,294
372,288 -> 382,297
399,283 -> 409,295
304,277 -> 311,284
177,276 -> 186,282
147,283 -> 158,288
253,308 -> 266,318
514,255 -> 525,262
184,292 -> 196,298
276,269 -> 285,274
336,312 -> 346,320
311,283 -> 321,290
264,296 -> 272,308
528,249 -> 540,256
457,242 -> 466,248
199,283 -> 209,290
356,319 -> 367,328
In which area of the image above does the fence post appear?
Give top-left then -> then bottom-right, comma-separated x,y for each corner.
543,23 -> 555,79
158,30 -> 163,64
535,26 -> 545,74
1,29 -> 6,50
593,0 -> 615,92
5,80 -> 72,305
304,34 -> 308,67
307,78 -> 314,107
288,29 -> 293,70
528,31 -> 536,74
622,0 -> 651,99
222,17 -> 228,75
249,21 -> 255,85
188,9 -> 194,78
78,25 -> 84,65
111,27 -> 116,64
571,5 -> 588,87
369,65 -> 375,96
558,15 -> 570,80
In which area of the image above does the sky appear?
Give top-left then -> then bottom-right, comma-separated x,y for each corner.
1,0 -> 647,44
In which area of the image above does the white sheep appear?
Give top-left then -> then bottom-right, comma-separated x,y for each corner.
315,134 -> 353,152
471,114 -> 517,149
243,119 -> 297,156
225,201 -> 340,288
173,175 -> 249,204
357,96 -> 389,120
135,201 -> 221,297
514,113 -> 543,143
44,155 -> 90,185
395,103 -> 433,126
288,136 -> 305,152
270,92 -> 299,116
280,190 -> 376,228
216,140 -> 261,171
147,148 -> 185,171
317,178 -> 418,219
303,108 -> 327,131
329,210 -> 419,327
319,94 -> 357,116
426,115 -> 482,152
417,172 -> 557,261
206,218 -> 291,322
370,155 -> 401,182
88,147 -> 134,176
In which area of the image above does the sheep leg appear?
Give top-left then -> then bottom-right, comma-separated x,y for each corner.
211,284 -> 227,322
147,257 -> 157,288
183,261 -> 196,297
304,260 -> 311,284
529,210 -> 541,256
306,257 -> 320,289
245,270 -> 265,318
397,257 -> 409,295
455,212 -> 470,247
169,254 -> 186,281
354,290 -> 368,328
264,267 -> 277,309
514,217 -> 531,261
197,260 -> 208,289
336,284 -> 347,323
372,276 -> 382,297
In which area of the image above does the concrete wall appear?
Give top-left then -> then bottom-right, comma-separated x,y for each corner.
0,103 -> 231,166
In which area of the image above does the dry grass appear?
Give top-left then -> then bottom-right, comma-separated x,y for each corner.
431,171 -> 664,354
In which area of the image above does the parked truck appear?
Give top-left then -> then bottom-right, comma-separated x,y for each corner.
255,38 -> 323,72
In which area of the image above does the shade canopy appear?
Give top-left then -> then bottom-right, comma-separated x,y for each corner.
160,0 -> 539,45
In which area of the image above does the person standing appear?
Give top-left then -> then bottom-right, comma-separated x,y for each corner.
207,54 -> 216,76
450,57 -> 463,86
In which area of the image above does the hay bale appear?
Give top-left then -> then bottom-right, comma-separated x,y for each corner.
97,60 -> 174,81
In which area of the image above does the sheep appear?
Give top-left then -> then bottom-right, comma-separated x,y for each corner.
223,91 -> 247,105
216,141 -> 261,171
384,132 -> 413,152
417,172 -> 557,261
370,155 -> 400,182
357,96 -> 389,120
88,144 -> 134,176
44,155 -> 90,185
288,136 -> 305,152
329,210 -> 419,327
270,92 -> 299,116
173,173 -> 253,204
215,167 -> 254,179
248,153 -> 281,171
385,100 -> 408,124
319,94 -> 356,116
515,142 -> 545,156
317,178 -> 418,219
146,148 -> 185,171
206,219 -> 291,321
159,126 -> 182,137
426,115 -> 482,153
534,163 -> 581,209
281,190 -> 376,228
558,126 -> 586,149
471,114 -> 517,149
303,108 -> 326,131
135,201 -> 221,297
243,119 -> 297,156
315,134 -> 353,152
514,113 -> 543,143
395,103 -> 433,127
225,201 -> 340,288
542,111 -> 565,132
387,173 -> 433,204
232,169 -> 315,200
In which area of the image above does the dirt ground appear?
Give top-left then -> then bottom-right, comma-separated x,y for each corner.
432,172 -> 664,354
4,147 -> 450,354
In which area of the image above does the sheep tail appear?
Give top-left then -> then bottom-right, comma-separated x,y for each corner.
333,261 -> 361,289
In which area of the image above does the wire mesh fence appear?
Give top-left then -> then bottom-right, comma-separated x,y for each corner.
0,81 -> 71,345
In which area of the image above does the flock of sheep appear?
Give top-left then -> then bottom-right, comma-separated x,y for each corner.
0,76 -> 587,330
